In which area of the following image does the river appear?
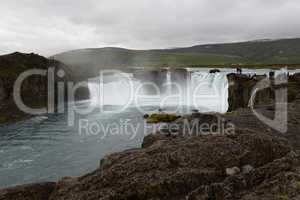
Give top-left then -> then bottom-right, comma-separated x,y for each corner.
0,67 -> 296,188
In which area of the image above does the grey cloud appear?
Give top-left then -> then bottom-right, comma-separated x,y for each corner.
0,0 -> 299,56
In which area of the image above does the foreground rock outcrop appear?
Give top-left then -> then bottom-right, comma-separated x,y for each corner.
2,121 -> 299,200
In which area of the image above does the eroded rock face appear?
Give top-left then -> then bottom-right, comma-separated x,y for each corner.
290,72 -> 300,82
227,72 -> 300,112
48,129 -> 291,200
0,182 -> 56,200
227,73 -> 260,111
0,52 -> 69,124
0,78 -> 7,101
0,52 -> 65,103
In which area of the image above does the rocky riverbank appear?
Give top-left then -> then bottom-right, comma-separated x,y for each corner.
1,98 -> 300,199
1,67 -> 300,199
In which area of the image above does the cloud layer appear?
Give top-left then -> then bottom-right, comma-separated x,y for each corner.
0,0 -> 300,56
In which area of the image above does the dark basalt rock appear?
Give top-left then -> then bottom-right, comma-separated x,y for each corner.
227,72 -> 300,112
187,151 -> 300,200
0,52 -> 70,124
227,73 -> 275,112
47,128 -> 291,200
0,182 -> 56,200
227,73 -> 259,111
290,72 -> 300,82
0,78 -> 8,101
209,69 -> 221,73
0,52 -> 66,102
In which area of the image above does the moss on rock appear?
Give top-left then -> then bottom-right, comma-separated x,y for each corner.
146,113 -> 181,123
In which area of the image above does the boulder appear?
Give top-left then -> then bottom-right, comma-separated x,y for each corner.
226,167 -> 240,176
209,69 -> 221,73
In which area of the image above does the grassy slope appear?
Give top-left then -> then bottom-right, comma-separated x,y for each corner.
53,38 -> 300,75
53,48 -> 241,67
159,38 -> 300,64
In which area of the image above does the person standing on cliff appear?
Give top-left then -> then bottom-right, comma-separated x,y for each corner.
237,68 -> 242,74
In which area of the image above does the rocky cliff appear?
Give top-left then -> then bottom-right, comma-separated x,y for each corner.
0,52 -> 67,124
227,72 -> 300,111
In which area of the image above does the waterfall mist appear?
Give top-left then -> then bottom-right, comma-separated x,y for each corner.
88,69 -> 229,113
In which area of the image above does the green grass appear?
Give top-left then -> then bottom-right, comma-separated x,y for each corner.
146,113 -> 181,124
53,39 -> 300,77
129,52 -> 242,67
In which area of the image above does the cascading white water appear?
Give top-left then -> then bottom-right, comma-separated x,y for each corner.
88,70 -> 229,113
88,80 -> 101,106
88,74 -> 144,106
166,70 -> 172,95
189,72 -> 228,113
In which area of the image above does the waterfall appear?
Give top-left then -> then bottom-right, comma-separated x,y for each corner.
88,74 -> 144,106
166,70 -> 172,95
88,80 -> 101,106
88,70 -> 229,113
189,72 -> 228,113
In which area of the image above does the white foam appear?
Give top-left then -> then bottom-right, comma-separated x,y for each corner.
88,70 -> 229,113
2,159 -> 34,169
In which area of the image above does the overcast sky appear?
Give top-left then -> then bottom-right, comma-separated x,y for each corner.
0,0 -> 300,56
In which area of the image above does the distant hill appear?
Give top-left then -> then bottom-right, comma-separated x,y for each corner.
160,38 -> 300,64
0,52 -> 70,78
52,38 -> 300,77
